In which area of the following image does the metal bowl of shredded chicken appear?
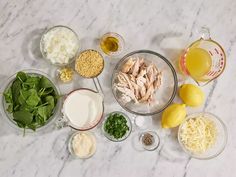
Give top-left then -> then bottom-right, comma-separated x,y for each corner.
112,50 -> 177,116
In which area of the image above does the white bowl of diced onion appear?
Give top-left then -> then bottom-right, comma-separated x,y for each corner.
40,25 -> 80,66
178,112 -> 227,160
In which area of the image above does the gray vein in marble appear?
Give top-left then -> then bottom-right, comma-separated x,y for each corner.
15,139 -> 37,153
182,157 -> 191,177
227,35 -> 236,56
2,0 -> 32,31
57,153 -> 70,177
189,1 -> 204,38
68,9 -> 82,24
0,12 -> 12,29
108,145 -> 122,162
34,169 -> 38,177
86,17 -> 97,30
148,145 -> 165,177
203,80 -> 218,111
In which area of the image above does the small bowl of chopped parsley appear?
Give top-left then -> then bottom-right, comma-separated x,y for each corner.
102,111 -> 132,142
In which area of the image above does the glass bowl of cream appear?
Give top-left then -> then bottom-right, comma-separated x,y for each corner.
68,131 -> 96,159
40,25 -> 80,66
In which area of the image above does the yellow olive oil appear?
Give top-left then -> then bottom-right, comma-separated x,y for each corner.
100,36 -> 119,54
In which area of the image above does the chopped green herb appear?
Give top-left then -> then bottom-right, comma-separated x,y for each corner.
104,112 -> 130,139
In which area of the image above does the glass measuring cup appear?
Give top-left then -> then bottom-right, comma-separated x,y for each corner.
179,28 -> 226,86
60,88 -> 104,131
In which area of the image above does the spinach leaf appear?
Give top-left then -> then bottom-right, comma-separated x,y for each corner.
18,90 -> 31,105
13,104 -> 20,111
38,106 -> 48,122
16,72 -> 27,82
24,77 -> 40,90
7,104 -> 13,113
4,88 -> 13,104
19,104 -> 34,113
35,114 -> 45,125
26,94 -> 40,107
27,124 -> 37,131
42,88 -> 54,96
40,76 -> 53,88
11,79 -> 21,107
45,95 -> 55,109
13,110 -> 33,126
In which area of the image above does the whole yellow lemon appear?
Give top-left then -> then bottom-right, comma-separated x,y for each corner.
161,103 -> 187,128
179,84 -> 205,107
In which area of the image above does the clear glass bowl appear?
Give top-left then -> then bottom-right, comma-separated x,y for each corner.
139,131 -> 160,151
112,50 -> 178,116
178,112 -> 227,160
100,32 -> 125,57
102,111 -> 132,142
0,69 -> 61,133
68,131 -> 97,159
40,25 -> 80,66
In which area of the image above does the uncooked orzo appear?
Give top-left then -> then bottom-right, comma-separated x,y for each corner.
75,50 -> 104,78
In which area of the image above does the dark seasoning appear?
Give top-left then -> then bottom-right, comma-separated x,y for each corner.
142,133 -> 154,146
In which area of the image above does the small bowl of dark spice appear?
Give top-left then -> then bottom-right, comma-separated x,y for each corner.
139,131 -> 160,151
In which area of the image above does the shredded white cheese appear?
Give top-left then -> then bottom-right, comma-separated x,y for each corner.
179,116 -> 217,154
42,27 -> 79,65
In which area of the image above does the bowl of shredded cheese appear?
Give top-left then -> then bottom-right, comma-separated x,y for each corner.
178,112 -> 227,159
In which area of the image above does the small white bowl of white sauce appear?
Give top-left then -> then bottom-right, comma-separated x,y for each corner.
68,131 -> 96,159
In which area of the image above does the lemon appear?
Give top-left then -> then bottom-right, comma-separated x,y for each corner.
161,103 -> 187,128
179,84 -> 204,107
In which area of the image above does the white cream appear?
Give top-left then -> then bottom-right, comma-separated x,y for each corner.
63,90 -> 103,129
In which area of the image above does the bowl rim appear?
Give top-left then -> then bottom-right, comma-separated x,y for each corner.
102,111 -> 132,142
99,32 -> 125,56
111,49 -> 178,116
139,130 -> 161,151
74,49 -> 105,78
178,112 -> 228,160
68,131 -> 97,159
62,88 -> 104,131
0,69 -> 62,133
40,25 -> 80,67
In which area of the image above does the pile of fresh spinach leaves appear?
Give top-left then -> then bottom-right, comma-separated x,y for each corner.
4,71 -> 58,132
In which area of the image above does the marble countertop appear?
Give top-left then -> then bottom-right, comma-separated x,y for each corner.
0,0 -> 236,177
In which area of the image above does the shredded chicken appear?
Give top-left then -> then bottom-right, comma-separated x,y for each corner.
115,57 -> 162,104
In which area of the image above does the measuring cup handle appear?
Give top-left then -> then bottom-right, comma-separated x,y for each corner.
55,115 -> 69,129
199,27 -> 211,40
93,77 -> 104,97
